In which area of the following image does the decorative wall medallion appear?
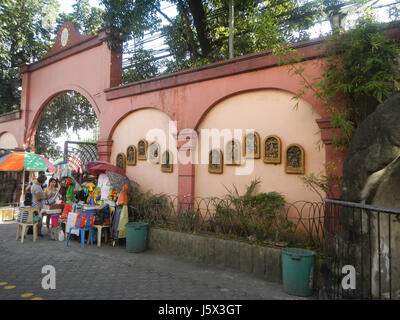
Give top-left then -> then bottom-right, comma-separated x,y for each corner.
116,153 -> 126,172
137,139 -> 148,160
225,139 -> 241,165
263,135 -> 281,164
208,149 -> 223,174
243,131 -> 260,159
149,142 -> 160,164
126,145 -> 137,166
61,28 -> 69,47
161,150 -> 173,173
285,144 -> 305,174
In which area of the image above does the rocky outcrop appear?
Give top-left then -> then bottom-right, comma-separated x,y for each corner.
340,93 -> 400,298
341,93 -> 400,203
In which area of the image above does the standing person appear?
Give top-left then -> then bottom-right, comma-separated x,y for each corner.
31,174 -> 47,236
44,178 -> 59,206
44,178 -> 60,231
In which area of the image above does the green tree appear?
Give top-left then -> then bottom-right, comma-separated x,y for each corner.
56,0 -> 104,35
100,0 -> 162,51
319,16 -> 400,146
0,0 -> 59,114
35,91 -> 99,159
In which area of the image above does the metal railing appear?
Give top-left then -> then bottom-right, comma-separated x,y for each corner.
323,199 -> 400,300
129,195 -> 326,248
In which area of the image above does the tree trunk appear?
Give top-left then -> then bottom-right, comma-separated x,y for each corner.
187,0 -> 212,58
177,0 -> 198,60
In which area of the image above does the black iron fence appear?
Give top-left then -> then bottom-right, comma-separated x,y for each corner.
129,195 -> 400,300
323,199 -> 400,300
129,195 -> 326,248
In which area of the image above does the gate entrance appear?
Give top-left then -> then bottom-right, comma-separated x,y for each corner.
63,140 -> 98,183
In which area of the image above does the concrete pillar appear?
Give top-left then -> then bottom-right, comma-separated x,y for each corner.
97,139 -> 113,162
316,117 -> 347,198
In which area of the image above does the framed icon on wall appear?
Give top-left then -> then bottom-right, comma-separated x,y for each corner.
137,139 -> 148,160
149,142 -> 160,164
208,149 -> 223,174
161,150 -> 173,173
116,153 -> 126,172
126,145 -> 137,166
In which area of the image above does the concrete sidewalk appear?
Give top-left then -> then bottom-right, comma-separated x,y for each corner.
0,221 -> 313,300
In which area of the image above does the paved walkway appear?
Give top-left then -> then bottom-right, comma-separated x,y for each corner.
0,221 -> 312,300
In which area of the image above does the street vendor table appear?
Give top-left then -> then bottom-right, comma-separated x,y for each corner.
40,209 -> 62,229
61,204 -> 114,245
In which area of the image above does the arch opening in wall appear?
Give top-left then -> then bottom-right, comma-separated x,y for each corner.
33,90 -> 99,166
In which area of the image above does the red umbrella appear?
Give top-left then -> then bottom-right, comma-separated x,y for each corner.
86,161 -> 110,172
88,163 -> 128,178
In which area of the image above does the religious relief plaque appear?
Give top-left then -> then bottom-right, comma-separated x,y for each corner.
116,153 -> 126,172
208,149 -> 223,174
61,28 -> 69,47
161,150 -> 173,173
243,132 -> 260,159
126,145 -> 137,166
137,139 -> 148,160
225,139 -> 241,165
285,144 -> 305,174
149,142 -> 160,164
263,135 -> 281,164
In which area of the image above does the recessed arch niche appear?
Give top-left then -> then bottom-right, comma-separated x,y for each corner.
195,89 -> 325,204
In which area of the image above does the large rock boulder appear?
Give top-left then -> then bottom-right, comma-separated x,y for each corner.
341,93 -> 400,204
340,93 -> 400,298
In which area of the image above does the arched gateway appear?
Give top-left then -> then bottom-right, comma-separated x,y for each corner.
0,23 -> 346,201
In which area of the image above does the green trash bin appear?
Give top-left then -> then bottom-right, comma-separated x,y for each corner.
281,247 -> 316,297
126,222 -> 148,253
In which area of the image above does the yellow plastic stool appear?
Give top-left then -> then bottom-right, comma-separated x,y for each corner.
90,225 -> 110,247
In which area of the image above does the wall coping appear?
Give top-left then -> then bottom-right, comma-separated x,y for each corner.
0,110 -> 21,124
104,38 -> 327,101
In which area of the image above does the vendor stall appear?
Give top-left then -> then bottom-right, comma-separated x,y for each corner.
51,160 -> 130,247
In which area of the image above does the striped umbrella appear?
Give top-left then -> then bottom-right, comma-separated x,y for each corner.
0,152 -> 52,172
0,151 -> 55,202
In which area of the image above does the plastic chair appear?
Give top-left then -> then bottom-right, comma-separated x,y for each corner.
66,210 -> 95,248
89,206 -> 114,247
15,207 -> 39,243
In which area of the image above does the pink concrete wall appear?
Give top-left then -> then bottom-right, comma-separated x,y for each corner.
0,24 -> 347,202
195,89 -> 325,203
24,43 -> 109,147
110,108 -> 178,195
0,132 -> 18,149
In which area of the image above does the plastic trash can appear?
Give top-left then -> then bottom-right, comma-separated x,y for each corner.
125,222 -> 148,253
281,247 -> 316,297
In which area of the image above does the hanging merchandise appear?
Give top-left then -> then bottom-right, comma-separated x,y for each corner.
81,182 -> 96,203
117,205 -> 129,238
62,177 -> 75,202
111,184 -> 130,241
55,162 -> 71,180
107,187 -> 117,203
117,184 -> 129,206
89,187 -> 102,205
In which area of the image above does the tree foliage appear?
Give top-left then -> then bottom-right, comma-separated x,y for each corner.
56,0 -> 103,35
35,91 -> 98,160
318,16 -> 400,146
0,0 -> 59,114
